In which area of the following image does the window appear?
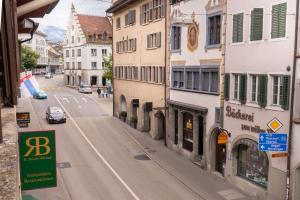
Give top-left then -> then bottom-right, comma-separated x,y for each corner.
91,49 -> 97,56
201,68 -> 219,93
91,62 -> 97,69
125,10 -> 136,26
77,49 -> 81,57
78,62 -> 81,69
173,69 -> 184,88
232,13 -> 244,43
66,50 -> 69,57
170,0 -> 182,5
233,74 -> 239,100
153,0 -> 164,20
271,3 -> 287,39
171,26 -> 181,50
251,75 -> 258,102
116,18 -> 121,29
72,36 -> 74,43
272,76 -> 283,105
147,32 -> 161,48
183,112 -> 193,152
102,62 -> 105,69
72,62 -> 75,69
72,25 -> 74,31
140,3 -> 150,24
72,50 -> 75,57
78,37 -> 80,43
129,39 -> 137,51
102,49 -> 107,55
66,62 -> 70,69
250,8 -> 264,41
236,139 -> 268,188
207,15 -> 221,46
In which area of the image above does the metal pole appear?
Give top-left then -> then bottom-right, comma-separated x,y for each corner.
286,0 -> 299,199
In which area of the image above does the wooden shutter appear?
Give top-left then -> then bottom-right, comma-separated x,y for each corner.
250,8 -> 263,41
156,32 -> 161,47
149,1 -> 153,21
161,0 -> 165,18
171,27 -> 174,50
280,75 -> 290,110
239,74 -> 247,104
224,73 -> 230,101
147,34 -> 150,48
271,4 -> 280,38
232,14 -> 239,43
132,10 -> 136,24
258,75 -> 268,108
237,13 -> 243,42
133,38 -> 137,51
278,3 -> 287,38
140,6 -> 145,25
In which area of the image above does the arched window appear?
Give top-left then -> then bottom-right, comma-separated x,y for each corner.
235,139 -> 268,188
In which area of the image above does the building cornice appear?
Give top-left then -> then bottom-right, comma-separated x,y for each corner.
106,0 -> 136,13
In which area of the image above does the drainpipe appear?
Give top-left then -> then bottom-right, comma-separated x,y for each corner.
164,0 -> 168,146
286,1 -> 299,199
220,0 -> 228,128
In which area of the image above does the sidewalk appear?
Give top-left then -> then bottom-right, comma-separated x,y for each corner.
114,118 -> 254,200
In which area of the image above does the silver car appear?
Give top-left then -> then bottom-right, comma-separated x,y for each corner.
78,85 -> 92,94
46,106 -> 66,124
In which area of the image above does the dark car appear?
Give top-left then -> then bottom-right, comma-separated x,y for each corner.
46,106 -> 66,124
33,91 -> 48,99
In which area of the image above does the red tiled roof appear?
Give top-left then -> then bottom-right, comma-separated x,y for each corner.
77,14 -> 112,44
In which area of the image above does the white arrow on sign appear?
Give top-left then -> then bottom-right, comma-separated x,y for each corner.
260,135 -> 264,141
261,145 -> 265,150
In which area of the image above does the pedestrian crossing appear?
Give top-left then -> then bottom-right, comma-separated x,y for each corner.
57,95 -> 91,105
40,86 -> 58,91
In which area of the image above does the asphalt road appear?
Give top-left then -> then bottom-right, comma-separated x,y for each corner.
20,75 -> 201,200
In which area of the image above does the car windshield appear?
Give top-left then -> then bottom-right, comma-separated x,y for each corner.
49,107 -> 63,114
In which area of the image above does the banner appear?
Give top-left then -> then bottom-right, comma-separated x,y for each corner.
20,71 -> 40,98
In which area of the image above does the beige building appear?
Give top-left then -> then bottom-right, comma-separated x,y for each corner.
106,0 -> 167,139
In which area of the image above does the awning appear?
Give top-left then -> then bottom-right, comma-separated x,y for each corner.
168,100 -> 208,114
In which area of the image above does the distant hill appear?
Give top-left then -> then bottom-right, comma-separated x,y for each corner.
43,26 -> 66,43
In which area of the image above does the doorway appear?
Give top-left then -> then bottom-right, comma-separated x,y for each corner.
102,77 -> 107,86
90,76 -> 97,86
174,110 -> 178,145
215,131 -> 226,175
67,75 -> 70,85
78,76 -> 81,86
198,116 -> 204,156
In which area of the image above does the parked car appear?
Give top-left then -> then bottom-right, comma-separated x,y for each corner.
78,85 -> 92,94
33,91 -> 48,99
45,73 -> 53,79
46,106 -> 66,124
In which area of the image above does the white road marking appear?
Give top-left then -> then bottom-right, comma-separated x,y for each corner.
78,105 -> 82,109
82,97 -> 88,103
54,95 -> 140,200
62,97 -> 70,103
73,97 -> 79,104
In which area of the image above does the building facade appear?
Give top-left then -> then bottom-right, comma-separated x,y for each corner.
19,31 -> 48,74
47,43 -> 62,73
167,0 -> 225,169
63,5 -> 112,87
223,0 -> 297,199
107,0 -> 167,139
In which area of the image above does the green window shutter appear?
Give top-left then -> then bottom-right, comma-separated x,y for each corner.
271,4 -> 280,38
239,74 -> 247,104
224,73 -> 230,101
251,8 -> 263,41
258,75 -> 268,108
280,75 -> 290,110
278,3 -> 287,38
237,13 -> 244,42
232,14 -> 238,43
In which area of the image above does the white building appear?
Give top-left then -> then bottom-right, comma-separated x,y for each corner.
63,5 -> 112,87
47,44 -> 62,73
19,31 -> 48,73
223,0 -> 296,199
167,0 -> 225,169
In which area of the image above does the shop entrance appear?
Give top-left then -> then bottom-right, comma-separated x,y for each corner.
143,102 -> 152,132
174,110 -> 178,145
198,116 -> 204,156
90,76 -> 97,86
215,131 -> 227,175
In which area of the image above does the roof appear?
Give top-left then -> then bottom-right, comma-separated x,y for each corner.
77,14 -> 112,44
106,0 -> 136,13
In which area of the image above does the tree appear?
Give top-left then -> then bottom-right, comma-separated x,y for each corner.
103,54 -> 112,80
20,45 -> 40,70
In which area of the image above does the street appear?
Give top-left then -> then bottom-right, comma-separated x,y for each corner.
19,75 -> 250,200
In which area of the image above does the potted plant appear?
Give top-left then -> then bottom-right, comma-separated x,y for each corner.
119,111 -> 127,122
130,116 -> 138,128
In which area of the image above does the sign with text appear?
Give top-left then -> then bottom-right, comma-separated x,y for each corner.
18,130 -> 56,190
16,112 -> 30,124
258,133 -> 288,152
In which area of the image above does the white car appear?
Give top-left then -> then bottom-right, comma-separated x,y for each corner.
78,85 -> 92,94
45,73 -> 53,79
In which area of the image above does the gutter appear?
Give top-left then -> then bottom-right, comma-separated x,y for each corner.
17,0 -> 58,17
164,0 -> 168,146
19,19 -> 38,44
286,0 -> 299,199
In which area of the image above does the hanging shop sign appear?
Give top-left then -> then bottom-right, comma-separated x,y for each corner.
217,131 -> 228,144
18,130 -> 57,190
16,112 -> 30,127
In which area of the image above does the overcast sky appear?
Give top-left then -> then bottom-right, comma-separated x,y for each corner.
36,0 -> 111,31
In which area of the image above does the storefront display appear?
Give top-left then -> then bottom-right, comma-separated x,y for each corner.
183,112 -> 193,152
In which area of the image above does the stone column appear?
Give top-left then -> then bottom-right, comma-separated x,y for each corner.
193,113 -> 199,160
178,110 -> 183,149
168,106 -> 175,147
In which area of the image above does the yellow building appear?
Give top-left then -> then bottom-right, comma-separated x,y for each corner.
107,0 -> 167,139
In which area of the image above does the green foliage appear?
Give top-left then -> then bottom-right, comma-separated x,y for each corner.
130,116 -> 138,123
21,45 -> 40,70
103,54 -> 112,80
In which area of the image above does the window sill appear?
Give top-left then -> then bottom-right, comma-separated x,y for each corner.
171,49 -> 182,54
248,39 -> 263,44
269,37 -> 288,42
147,47 -> 160,50
152,18 -> 163,23
124,23 -> 136,28
230,41 -> 245,46
227,100 -> 241,105
265,105 -> 285,112
245,102 -> 260,108
171,87 -> 219,96
205,44 -> 221,50
116,28 -> 121,31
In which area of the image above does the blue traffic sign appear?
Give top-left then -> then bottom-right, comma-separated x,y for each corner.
259,133 -> 288,152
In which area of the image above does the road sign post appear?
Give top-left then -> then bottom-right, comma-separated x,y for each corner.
258,133 -> 288,152
18,130 -> 57,190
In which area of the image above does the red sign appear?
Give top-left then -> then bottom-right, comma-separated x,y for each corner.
218,132 -> 228,144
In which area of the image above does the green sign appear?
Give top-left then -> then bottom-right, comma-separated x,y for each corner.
18,130 -> 56,190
